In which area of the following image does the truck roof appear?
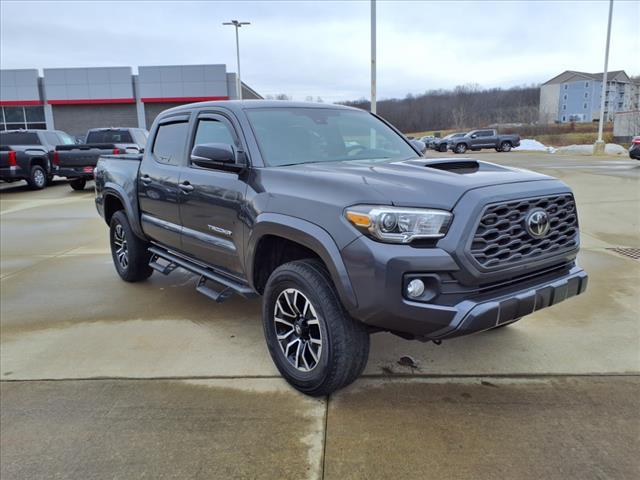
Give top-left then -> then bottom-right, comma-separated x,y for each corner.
162,100 -> 361,115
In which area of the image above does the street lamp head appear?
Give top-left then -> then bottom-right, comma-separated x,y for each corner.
223,20 -> 250,27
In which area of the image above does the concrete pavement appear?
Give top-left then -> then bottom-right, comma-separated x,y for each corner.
1,154 -> 639,479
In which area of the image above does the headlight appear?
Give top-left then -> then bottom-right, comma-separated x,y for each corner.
345,205 -> 452,243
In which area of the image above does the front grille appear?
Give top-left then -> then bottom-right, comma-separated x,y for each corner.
470,194 -> 579,269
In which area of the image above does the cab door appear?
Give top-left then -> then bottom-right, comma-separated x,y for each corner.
177,112 -> 248,278
138,114 -> 190,250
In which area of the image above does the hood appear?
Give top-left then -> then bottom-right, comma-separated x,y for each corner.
262,158 -> 553,210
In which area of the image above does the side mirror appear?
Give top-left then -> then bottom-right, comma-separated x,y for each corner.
139,147 -> 145,154
191,143 -> 239,169
471,134 -> 477,139
410,139 -> 427,154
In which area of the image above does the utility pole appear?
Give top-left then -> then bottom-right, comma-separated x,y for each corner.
371,0 -> 376,114
595,0 -> 613,154
223,20 -> 250,100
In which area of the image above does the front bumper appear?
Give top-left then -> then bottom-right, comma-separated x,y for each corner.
428,265 -> 587,339
56,166 -> 95,179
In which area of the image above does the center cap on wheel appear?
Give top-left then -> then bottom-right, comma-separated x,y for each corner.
294,323 -> 303,336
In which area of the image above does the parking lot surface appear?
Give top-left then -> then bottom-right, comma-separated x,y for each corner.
1,151 -> 639,479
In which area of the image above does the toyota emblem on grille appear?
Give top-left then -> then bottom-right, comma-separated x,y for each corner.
525,209 -> 550,238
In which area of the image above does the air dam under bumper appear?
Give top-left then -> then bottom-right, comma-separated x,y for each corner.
430,266 -> 587,340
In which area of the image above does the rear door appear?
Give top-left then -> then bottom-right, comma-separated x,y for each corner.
178,111 -> 248,277
138,114 -> 190,250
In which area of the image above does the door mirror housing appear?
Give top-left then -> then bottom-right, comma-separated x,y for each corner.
470,134 -> 477,139
410,139 -> 427,155
191,143 -> 243,170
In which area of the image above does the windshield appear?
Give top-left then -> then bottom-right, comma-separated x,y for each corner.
86,129 -> 133,144
245,107 -> 419,167
0,132 -> 41,146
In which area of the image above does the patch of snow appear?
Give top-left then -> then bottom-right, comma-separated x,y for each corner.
556,143 -> 627,155
513,139 -> 557,153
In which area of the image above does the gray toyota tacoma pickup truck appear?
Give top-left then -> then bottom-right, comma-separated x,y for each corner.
94,101 -> 587,396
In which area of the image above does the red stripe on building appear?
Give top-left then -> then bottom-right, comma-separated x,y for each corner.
0,100 -> 43,106
141,96 -> 229,103
47,98 -> 136,105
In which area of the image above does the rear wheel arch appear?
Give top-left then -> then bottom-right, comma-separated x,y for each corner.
30,156 -> 50,172
103,193 -> 125,224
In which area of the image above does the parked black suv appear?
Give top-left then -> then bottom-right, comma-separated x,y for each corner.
95,101 -> 587,396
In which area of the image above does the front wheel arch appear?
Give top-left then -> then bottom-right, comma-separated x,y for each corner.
247,214 -> 359,310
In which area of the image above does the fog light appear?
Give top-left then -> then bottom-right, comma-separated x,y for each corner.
406,279 -> 425,298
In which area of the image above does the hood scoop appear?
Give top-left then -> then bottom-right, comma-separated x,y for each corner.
422,159 -> 480,174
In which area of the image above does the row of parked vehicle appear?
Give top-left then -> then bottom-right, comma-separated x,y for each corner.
418,129 -> 521,154
0,127 -> 148,190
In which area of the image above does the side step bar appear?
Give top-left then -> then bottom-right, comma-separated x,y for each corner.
148,246 -> 258,302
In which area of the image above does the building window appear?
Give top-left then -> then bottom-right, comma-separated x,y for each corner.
562,115 -> 566,122
618,102 -> 623,108
562,104 -> 567,110
585,81 -> 589,88
583,103 -> 588,109
563,94 -> 567,100
584,92 -> 588,98
564,85 -> 568,90
0,106 -> 46,131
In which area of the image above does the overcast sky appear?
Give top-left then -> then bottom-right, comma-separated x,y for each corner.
1,1 -> 638,102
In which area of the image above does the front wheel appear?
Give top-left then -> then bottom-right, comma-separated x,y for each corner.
439,144 -> 447,152
109,210 -> 153,282
69,178 -> 87,191
500,141 -> 512,152
262,259 -> 370,396
27,165 -> 47,190
454,143 -> 467,154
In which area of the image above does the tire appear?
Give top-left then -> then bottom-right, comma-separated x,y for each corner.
500,141 -> 512,152
454,143 -> 467,154
109,210 -> 153,282
26,165 -> 47,190
69,178 -> 87,191
262,259 -> 370,396
439,144 -> 447,152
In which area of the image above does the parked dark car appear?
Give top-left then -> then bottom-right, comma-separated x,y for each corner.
629,136 -> 640,160
431,132 -> 466,152
55,127 -> 148,190
0,129 -> 75,189
95,101 -> 587,396
449,129 -> 520,154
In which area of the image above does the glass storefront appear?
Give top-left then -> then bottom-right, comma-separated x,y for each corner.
0,106 -> 47,131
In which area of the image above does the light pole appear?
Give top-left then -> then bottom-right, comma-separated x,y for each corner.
223,20 -> 250,100
595,0 -> 614,154
370,0 -> 377,114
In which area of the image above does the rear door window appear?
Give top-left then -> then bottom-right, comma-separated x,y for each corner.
44,132 -> 60,146
152,121 -> 189,166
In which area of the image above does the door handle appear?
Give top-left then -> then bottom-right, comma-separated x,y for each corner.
140,175 -> 152,184
179,182 -> 194,193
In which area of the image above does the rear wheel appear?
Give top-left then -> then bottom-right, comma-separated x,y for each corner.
69,178 -> 87,191
454,143 -> 467,154
262,259 -> 370,396
27,165 -> 47,190
109,210 -> 153,282
500,141 -> 512,152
